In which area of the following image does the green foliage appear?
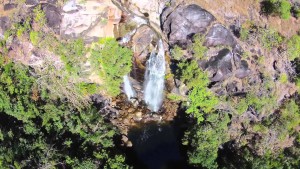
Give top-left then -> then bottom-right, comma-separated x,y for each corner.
177,60 -> 218,123
287,35 -> 300,60
280,99 -> 300,132
167,93 -> 186,102
184,112 -> 230,169
33,5 -> 46,29
240,28 -> 249,41
90,38 -> 133,96
259,28 -> 283,50
279,73 -> 288,83
29,31 -> 39,46
190,34 -> 207,60
56,39 -> 87,75
262,0 -> 291,20
171,45 -> 184,60
279,0 -> 292,19
0,60 -> 129,168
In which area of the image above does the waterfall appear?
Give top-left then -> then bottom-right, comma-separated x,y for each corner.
143,40 -> 166,112
123,75 -> 136,100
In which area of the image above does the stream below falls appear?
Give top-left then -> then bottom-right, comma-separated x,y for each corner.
119,113 -> 198,169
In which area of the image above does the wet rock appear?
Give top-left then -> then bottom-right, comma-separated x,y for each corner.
132,25 -> 157,64
205,24 -> 237,47
124,0 -> 169,26
60,0 -> 121,41
4,4 -> 17,11
162,4 -> 215,48
205,48 -> 233,82
43,4 -> 61,34
135,112 -> 142,118
235,60 -> 251,79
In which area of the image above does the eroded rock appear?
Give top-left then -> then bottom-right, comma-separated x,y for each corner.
205,24 -> 237,47
162,4 -> 215,47
43,4 -> 61,34
60,0 -> 121,42
205,48 -> 233,82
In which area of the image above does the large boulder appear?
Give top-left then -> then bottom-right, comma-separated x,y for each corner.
162,4 -> 215,48
43,4 -> 61,34
205,24 -> 237,48
60,0 -> 121,42
0,17 -> 10,37
131,25 -> 158,66
204,48 -> 233,82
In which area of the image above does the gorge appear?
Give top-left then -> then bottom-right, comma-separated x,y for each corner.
1,0 -> 300,168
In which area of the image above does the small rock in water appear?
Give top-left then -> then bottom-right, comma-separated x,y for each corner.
135,112 -> 142,118
128,108 -> 135,113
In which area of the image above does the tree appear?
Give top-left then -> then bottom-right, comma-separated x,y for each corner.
183,112 -> 230,169
0,60 -> 129,168
90,38 -> 133,96
287,35 -> 300,60
177,60 -> 219,123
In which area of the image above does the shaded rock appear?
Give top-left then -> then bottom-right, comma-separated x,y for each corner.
205,24 -> 236,47
4,3 -> 17,11
205,48 -> 233,82
162,4 -> 215,48
235,60 -> 251,79
43,4 -> 61,34
0,17 -> 10,36
25,0 -> 39,6
60,0 -> 121,41
226,81 -> 238,93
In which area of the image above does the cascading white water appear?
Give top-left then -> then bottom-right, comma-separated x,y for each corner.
143,40 -> 166,112
123,75 -> 136,100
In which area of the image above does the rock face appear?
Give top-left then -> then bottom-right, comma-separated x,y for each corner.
60,0 -> 121,42
131,25 -> 158,67
162,4 -> 215,47
43,4 -> 61,34
205,49 -> 233,82
205,24 -> 237,47
0,17 -> 10,37
122,0 -> 169,26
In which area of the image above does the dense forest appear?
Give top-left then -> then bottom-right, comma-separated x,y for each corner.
0,0 -> 300,168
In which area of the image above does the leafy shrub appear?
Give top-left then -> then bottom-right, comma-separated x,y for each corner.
29,31 -> 39,46
261,0 -> 291,20
177,60 -> 218,123
171,45 -> 184,60
259,28 -> 283,50
183,112 -> 230,169
287,35 -> 300,60
90,38 -> 133,96
190,34 -> 207,60
279,73 -> 288,83
280,0 -> 292,19
33,5 -> 46,29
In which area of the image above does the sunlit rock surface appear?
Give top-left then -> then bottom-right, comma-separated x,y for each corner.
60,0 -> 121,41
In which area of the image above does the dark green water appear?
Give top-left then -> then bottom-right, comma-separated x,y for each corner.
124,121 -> 197,169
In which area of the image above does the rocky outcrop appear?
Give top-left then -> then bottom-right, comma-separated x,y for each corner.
43,4 -> 61,34
120,0 -> 169,27
204,49 -> 233,82
0,17 -> 10,37
60,0 -> 121,42
205,24 -> 237,48
162,4 -> 215,48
